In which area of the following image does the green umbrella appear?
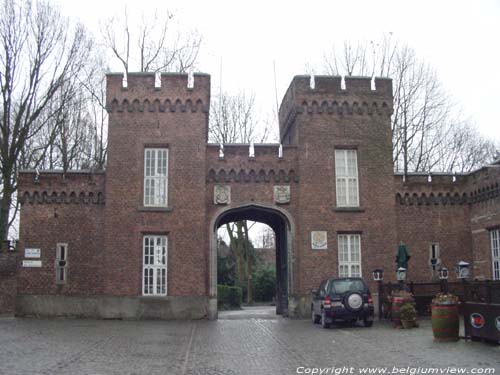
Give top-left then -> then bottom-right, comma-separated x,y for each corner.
396,244 -> 410,270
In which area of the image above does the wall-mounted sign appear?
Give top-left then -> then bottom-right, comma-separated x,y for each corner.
311,231 -> 327,250
25,248 -> 41,258
22,260 -> 42,268
470,313 -> 485,329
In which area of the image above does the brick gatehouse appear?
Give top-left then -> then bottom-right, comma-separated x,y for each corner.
8,73 -> 500,319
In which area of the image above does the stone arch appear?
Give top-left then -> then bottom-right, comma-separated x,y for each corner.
208,203 -> 296,320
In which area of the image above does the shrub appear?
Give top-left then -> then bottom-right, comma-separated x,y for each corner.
252,265 -> 276,302
400,302 -> 417,321
217,284 -> 242,310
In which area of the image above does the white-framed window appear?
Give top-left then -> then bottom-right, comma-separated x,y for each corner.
335,149 -> 359,207
491,229 -> 500,280
338,234 -> 361,277
143,235 -> 167,296
55,243 -> 68,284
144,148 -> 168,207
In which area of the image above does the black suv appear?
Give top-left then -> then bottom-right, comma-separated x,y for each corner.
311,277 -> 374,328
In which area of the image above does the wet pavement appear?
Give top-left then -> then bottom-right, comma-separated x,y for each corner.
0,306 -> 499,375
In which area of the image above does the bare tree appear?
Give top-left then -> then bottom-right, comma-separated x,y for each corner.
209,91 -> 271,144
101,8 -> 202,74
0,0 -> 92,242
322,35 -> 497,174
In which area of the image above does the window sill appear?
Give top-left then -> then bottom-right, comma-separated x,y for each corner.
138,206 -> 173,212
333,207 -> 365,213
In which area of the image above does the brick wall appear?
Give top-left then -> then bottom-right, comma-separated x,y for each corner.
0,249 -> 17,314
104,73 -> 210,297
16,171 -> 105,297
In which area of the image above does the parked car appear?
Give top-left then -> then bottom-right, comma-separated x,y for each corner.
311,277 -> 374,328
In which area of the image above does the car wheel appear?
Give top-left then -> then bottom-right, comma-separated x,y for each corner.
364,317 -> 373,327
311,308 -> 320,324
321,310 -> 330,329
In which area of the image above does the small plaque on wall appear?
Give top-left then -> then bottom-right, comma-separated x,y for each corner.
25,248 -> 41,258
214,185 -> 231,205
23,260 -> 42,268
274,185 -> 290,204
311,231 -> 327,250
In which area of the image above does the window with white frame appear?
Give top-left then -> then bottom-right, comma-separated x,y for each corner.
55,243 -> 68,284
143,235 -> 167,296
144,148 -> 168,207
338,234 -> 361,277
335,149 -> 359,207
491,229 -> 500,280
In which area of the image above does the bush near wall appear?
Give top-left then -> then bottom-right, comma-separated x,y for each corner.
217,285 -> 242,310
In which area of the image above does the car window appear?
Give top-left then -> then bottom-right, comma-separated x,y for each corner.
329,279 -> 365,294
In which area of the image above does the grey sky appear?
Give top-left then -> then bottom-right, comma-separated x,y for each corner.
59,0 -> 500,141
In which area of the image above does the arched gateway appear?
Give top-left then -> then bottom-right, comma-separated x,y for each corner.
209,203 -> 295,319
13,73 -> 500,320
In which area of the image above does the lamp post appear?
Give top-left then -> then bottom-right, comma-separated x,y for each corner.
372,269 -> 384,320
396,267 -> 407,290
456,261 -> 470,300
438,267 -> 449,293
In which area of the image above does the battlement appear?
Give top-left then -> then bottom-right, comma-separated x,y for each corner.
17,170 -> 105,205
106,72 -> 210,114
206,144 -> 299,184
279,75 -> 393,138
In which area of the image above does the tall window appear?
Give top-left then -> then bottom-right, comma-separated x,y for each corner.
55,243 -> 68,284
335,149 -> 359,207
144,148 -> 168,206
491,229 -> 500,280
143,235 -> 167,296
338,234 -> 361,277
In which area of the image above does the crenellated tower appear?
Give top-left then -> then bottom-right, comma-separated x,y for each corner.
103,73 -> 211,309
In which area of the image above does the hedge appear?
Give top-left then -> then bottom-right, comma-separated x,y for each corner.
217,284 -> 242,310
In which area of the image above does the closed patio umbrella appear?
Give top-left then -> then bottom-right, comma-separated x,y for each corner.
396,243 -> 410,270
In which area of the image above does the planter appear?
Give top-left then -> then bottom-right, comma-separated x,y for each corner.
431,303 -> 459,342
401,319 -> 416,329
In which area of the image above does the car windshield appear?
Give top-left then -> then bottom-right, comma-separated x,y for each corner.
329,279 -> 364,294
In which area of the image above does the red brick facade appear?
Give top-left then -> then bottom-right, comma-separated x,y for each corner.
7,73 -> 499,319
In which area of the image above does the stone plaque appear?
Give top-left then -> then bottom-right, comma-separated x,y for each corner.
274,185 -> 290,204
25,248 -> 41,258
23,260 -> 42,268
214,185 -> 231,205
311,231 -> 327,250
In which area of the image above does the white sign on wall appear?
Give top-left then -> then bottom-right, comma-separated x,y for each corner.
25,248 -> 41,258
22,260 -> 42,268
311,231 -> 328,250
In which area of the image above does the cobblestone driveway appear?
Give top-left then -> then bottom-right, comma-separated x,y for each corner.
1,307 -> 499,375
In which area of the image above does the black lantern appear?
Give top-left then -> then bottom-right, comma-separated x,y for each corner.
456,261 -> 470,279
372,269 -> 384,281
396,267 -> 407,281
438,267 -> 449,280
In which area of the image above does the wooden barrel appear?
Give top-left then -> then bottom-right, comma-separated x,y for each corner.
391,297 -> 404,326
431,304 -> 459,342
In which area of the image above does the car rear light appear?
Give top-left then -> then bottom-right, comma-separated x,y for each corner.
368,294 -> 373,305
324,296 -> 331,308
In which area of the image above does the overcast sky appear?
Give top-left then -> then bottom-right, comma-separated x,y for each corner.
58,0 -> 500,142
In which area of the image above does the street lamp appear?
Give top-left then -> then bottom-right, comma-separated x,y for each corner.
372,269 -> 384,281
438,267 -> 449,293
456,261 -> 470,279
372,269 -> 384,320
396,267 -> 407,281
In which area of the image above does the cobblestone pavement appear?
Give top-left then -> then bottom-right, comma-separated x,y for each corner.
1,307 -> 499,375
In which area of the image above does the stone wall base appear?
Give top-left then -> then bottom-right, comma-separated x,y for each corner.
16,295 -> 209,320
